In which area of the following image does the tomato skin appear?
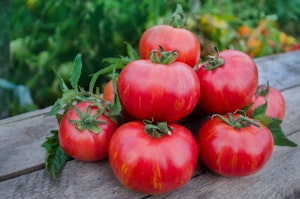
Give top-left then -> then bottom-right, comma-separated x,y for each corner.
117,59 -> 200,122
197,114 -> 273,177
103,79 -> 114,102
139,25 -> 201,67
108,121 -> 198,195
196,50 -> 258,114
58,102 -> 119,161
247,87 -> 286,120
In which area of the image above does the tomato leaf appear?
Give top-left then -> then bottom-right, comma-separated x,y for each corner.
251,101 -> 297,147
125,41 -> 139,60
70,54 -> 82,90
105,68 -> 122,118
41,130 -> 71,180
251,100 -> 273,125
46,100 -> 62,116
266,118 -> 297,147
53,67 -> 68,92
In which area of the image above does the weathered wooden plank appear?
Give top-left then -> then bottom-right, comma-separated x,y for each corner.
0,109 -> 57,181
0,106 -> 52,125
1,130 -> 299,199
0,160 -> 146,199
255,50 -> 300,90
281,86 -> 300,136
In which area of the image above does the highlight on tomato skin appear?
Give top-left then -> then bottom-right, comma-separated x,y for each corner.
108,121 -> 198,195
196,114 -> 274,177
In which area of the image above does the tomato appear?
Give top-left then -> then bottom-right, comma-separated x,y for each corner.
139,24 -> 201,67
197,114 -> 273,177
103,79 -> 114,102
108,121 -> 198,194
196,49 -> 258,114
58,102 -> 119,161
247,84 -> 286,120
117,59 -> 200,122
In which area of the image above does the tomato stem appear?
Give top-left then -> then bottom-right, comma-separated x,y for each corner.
68,104 -> 106,134
256,81 -> 270,96
150,46 -> 178,65
203,46 -> 225,70
143,119 -> 173,138
213,113 -> 262,129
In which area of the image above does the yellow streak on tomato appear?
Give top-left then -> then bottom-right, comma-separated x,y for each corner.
230,154 -> 238,171
216,151 -> 223,174
123,84 -> 130,96
121,163 -> 128,175
250,159 -> 258,171
174,98 -> 185,111
152,164 -> 163,190
112,151 -> 118,160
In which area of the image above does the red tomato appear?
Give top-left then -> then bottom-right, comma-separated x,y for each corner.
247,85 -> 286,120
117,59 -> 200,122
196,49 -> 258,114
139,25 -> 201,67
108,121 -> 198,194
59,102 -> 119,161
197,114 -> 273,177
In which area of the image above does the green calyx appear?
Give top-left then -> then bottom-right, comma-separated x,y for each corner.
203,46 -> 225,71
214,113 -> 262,129
144,119 -> 173,138
68,104 -> 106,134
256,81 -> 270,96
150,46 -> 178,65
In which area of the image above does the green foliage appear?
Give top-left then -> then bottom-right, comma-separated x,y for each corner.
9,0 -> 186,116
8,0 -> 300,117
41,130 -> 71,180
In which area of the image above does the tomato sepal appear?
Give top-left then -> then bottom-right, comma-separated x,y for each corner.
68,104 -> 106,134
143,119 -> 173,138
251,101 -> 297,147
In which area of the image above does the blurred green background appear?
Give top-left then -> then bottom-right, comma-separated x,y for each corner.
1,0 -> 300,118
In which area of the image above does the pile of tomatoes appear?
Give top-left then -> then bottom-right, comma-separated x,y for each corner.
52,6 -> 290,196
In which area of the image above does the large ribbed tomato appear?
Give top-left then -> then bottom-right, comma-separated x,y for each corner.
108,121 -> 198,194
196,49 -> 258,114
117,59 -> 200,122
197,114 -> 274,177
139,24 -> 201,67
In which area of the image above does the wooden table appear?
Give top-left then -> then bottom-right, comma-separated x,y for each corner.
1,50 -> 300,199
